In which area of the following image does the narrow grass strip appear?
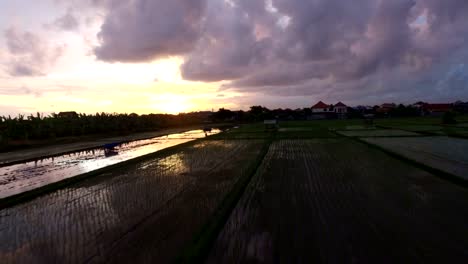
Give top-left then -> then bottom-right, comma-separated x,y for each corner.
175,138 -> 273,263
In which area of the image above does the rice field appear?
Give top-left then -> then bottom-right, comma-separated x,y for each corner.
0,139 -> 266,263
362,136 -> 468,180
2,116 -> 468,263
207,139 -> 468,262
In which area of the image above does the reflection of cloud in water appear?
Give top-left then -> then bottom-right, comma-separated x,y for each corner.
0,129 -> 221,199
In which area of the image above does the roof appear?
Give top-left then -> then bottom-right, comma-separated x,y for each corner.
312,101 -> 329,109
58,111 -> 78,118
423,103 -> 452,111
381,103 -> 396,108
335,102 -> 347,107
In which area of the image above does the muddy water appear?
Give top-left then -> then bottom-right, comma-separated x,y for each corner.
0,129 -> 220,199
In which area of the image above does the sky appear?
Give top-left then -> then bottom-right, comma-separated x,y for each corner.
0,0 -> 467,116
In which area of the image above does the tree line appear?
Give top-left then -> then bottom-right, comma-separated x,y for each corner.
0,112 -> 211,150
2,102 -> 466,151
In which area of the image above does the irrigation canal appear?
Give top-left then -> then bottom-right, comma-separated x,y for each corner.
0,129 -> 220,200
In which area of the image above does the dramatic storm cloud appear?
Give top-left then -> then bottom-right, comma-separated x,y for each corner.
94,0 -> 207,62
92,0 -> 468,103
0,0 -> 467,116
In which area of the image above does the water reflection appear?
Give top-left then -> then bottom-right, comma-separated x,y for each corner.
0,139 -> 256,263
0,129 -> 220,199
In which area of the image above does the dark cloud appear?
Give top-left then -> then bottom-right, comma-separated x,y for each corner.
181,0 -> 276,81
92,0 -> 468,102
4,27 -> 66,76
94,0 -> 207,62
52,9 -> 80,31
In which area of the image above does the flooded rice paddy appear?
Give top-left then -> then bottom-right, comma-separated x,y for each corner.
0,129 -> 220,199
363,136 -> 468,180
208,139 -> 468,262
0,139 -> 265,263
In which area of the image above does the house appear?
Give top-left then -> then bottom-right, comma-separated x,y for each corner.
311,101 -> 332,119
310,101 -> 348,119
333,102 -> 347,114
422,103 -> 453,116
57,111 -> 78,119
412,101 -> 427,108
376,103 -> 396,114
311,101 -> 333,113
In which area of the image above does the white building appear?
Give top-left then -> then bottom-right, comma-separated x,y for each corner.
333,102 -> 347,114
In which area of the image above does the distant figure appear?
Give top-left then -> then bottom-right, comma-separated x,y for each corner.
103,143 -> 119,157
203,126 -> 212,137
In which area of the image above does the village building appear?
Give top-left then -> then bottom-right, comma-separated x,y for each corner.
310,101 -> 348,119
57,111 -> 78,119
333,102 -> 348,116
422,103 -> 453,116
311,101 -> 332,113
376,103 -> 396,114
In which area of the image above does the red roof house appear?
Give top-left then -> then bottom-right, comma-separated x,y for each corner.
312,101 -> 330,109
422,103 -> 453,113
310,101 -> 348,118
376,103 -> 396,113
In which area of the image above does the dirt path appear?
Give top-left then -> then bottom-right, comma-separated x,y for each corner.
208,139 -> 468,263
0,127 -> 201,166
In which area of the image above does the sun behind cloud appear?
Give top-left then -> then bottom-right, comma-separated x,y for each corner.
150,93 -> 193,114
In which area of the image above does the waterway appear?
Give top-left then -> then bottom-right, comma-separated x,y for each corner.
0,129 -> 220,199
